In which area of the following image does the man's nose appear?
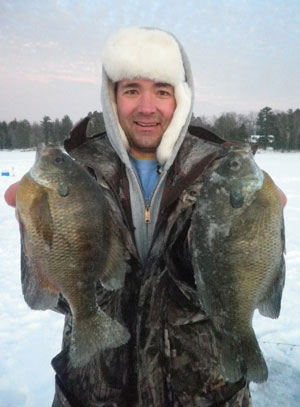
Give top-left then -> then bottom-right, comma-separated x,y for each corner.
137,93 -> 156,115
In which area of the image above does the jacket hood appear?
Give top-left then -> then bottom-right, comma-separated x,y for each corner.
101,27 -> 194,169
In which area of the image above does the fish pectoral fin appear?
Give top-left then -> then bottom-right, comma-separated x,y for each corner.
258,256 -> 286,319
21,233 -> 59,310
192,254 -> 224,316
57,183 -> 69,197
100,229 -> 128,291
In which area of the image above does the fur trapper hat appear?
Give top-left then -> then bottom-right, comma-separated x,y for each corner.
102,27 -> 192,165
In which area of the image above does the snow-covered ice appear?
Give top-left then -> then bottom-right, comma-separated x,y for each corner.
250,151 -> 300,407
0,149 -> 299,406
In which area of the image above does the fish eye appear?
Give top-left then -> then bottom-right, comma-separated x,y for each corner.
230,159 -> 241,171
55,156 -> 64,164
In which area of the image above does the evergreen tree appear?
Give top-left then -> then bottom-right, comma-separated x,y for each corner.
0,121 -> 10,149
7,120 -> 19,149
30,122 -> 44,147
41,116 -> 53,144
86,111 -> 106,137
17,120 -> 31,148
292,109 -> 300,149
213,113 -> 249,142
60,115 -> 73,142
256,107 -> 277,149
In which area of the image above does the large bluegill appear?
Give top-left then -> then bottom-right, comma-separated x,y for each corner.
16,144 -> 130,367
190,145 -> 285,383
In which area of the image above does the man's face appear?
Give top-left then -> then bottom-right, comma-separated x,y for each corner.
116,79 -> 176,159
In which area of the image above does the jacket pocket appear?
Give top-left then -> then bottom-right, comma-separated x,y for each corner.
52,346 -> 127,407
165,298 -> 248,406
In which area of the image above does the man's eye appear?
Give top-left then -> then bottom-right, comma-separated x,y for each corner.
158,90 -> 171,97
124,89 -> 138,95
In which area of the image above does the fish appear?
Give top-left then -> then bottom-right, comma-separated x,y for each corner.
16,144 -> 130,368
189,144 -> 285,383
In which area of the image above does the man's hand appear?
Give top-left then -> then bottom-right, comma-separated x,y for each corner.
277,187 -> 287,208
4,181 -> 20,208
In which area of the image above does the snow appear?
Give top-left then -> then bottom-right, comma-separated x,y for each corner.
0,151 -> 64,407
0,150 -> 299,406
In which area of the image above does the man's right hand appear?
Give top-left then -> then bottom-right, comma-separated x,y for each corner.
4,181 -> 20,208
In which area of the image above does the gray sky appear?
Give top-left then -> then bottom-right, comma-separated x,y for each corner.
1,0 -> 299,123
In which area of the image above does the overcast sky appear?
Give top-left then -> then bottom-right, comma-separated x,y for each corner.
1,0 -> 299,124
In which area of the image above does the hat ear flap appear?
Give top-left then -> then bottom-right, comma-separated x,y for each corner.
156,82 -> 192,165
108,81 -> 130,150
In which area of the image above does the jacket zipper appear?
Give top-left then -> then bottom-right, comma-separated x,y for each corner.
144,204 -> 151,223
130,166 -> 164,225
130,168 -> 153,224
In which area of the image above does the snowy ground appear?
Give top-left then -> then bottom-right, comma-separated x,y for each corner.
0,149 -> 299,407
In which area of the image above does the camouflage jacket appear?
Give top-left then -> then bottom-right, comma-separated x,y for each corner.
49,118 -> 252,407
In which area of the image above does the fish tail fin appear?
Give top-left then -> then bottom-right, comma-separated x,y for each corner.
70,308 -> 130,368
219,329 -> 268,383
100,229 -> 128,291
219,336 -> 244,383
241,334 -> 268,383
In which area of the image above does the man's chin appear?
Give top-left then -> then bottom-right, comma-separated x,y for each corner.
129,142 -> 160,159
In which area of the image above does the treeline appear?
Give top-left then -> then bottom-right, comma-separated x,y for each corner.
192,106 -> 300,150
1,107 -> 300,150
0,111 -> 105,150
0,115 -> 73,150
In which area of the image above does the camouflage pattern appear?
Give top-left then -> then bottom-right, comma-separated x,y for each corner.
24,118 -> 253,406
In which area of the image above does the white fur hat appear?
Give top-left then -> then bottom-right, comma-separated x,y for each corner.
102,27 -> 192,165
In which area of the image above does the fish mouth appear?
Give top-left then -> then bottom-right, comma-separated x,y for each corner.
230,174 -> 264,208
230,189 -> 245,208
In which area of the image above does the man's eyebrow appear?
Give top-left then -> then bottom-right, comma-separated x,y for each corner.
154,82 -> 173,89
118,81 -> 174,91
119,82 -> 140,89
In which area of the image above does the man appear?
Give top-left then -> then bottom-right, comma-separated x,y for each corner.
4,27 -> 286,406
